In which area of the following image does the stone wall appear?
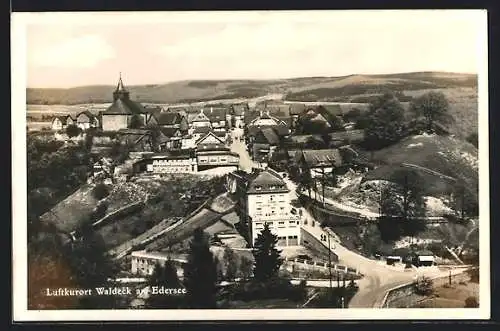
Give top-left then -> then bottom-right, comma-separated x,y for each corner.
300,227 -> 339,262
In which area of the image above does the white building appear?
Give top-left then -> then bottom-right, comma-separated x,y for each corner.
244,168 -> 301,247
131,250 -> 186,277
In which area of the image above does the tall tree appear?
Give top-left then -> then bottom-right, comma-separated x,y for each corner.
409,91 -> 450,133
183,228 -> 218,308
377,169 -> 427,243
223,246 -> 238,281
68,232 -> 119,308
66,124 -> 81,138
146,260 -> 183,308
363,92 -> 406,150
252,223 -> 283,281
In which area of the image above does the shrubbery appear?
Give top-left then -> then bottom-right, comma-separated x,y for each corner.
413,276 -> 434,296
92,183 -> 110,200
464,296 -> 479,308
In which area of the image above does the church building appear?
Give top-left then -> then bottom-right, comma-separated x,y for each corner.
100,74 -> 149,131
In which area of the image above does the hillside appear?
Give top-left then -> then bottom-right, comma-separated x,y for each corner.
361,133 -> 478,198
27,71 -> 476,105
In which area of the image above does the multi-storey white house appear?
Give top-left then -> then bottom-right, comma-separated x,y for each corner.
229,168 -> 301,247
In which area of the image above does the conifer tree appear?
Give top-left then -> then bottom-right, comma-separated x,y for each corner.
183,228 -> 218,308
146,259 -> 182,308
252,223 -> 283,282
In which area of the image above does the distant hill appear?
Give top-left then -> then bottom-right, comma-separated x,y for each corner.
27,71 -> 477,105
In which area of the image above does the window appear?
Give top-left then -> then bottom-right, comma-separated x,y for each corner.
255,186 -> 262,191
255,222 -> 263,226
256,207 -> 262,211
289,221 -> 296,224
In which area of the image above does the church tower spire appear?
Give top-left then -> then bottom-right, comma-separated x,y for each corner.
113,72 -> 130,101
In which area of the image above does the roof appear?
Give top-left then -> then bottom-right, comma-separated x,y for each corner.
76,110 -> 96,122
117,128 -> 152,135
259,127 -> 280,145
265,104 -> 291,118
145,151 -> 195,160
329,129 -> 365,142
193,126 -> 211,134
156,112 -> 182,126
289,103 -> 306,116
197,150 -> 239,157
189,111 -> 211,123
53,115 -> 71,123
246,168 -> 289,194
159,127 -> 181,137
204,108 -> 227,122
231,103 -> 248,116
101,98 -> 147,115
415,250 -> 435,256
296,149 -> 343,167
196,143 -> 229,152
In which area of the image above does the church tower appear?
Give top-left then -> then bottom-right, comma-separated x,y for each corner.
113,72 -> 130,101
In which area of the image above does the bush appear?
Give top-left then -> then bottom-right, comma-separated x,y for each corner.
92,183 -> 110,200
467,268 -> 479,283
414,276 -> 434,296
464,296 -> 479,308
466,132 -> 478,148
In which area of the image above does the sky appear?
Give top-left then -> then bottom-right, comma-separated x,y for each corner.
17,10 -> 486,88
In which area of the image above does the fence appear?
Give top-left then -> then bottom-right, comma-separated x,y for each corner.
282,256 -> 361,277
381,268 -> 471,308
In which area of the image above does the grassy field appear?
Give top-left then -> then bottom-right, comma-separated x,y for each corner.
362,134 -> 478,198
412,281 -> 479,308
27,71 -> 476,105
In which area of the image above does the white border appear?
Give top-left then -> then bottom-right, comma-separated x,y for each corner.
12,10 -> 490,321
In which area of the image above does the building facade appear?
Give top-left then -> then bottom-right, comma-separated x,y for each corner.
238,168 -> 301,247
131,250 -> 186,277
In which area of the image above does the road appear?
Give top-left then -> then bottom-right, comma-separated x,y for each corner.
230,128 -> 258,172
283,176 -> 468,307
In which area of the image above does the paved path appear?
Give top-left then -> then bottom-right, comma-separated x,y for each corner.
230,128 -> 258,172
283,176 -> 467,308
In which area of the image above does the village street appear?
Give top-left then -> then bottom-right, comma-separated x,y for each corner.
230,128 -> 258,172
282,177 -> 468,307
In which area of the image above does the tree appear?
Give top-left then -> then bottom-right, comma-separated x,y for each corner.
238,255 -> 254,280
377,169 -> 427,243
363,92 -> 406,150
66,124 -> 81,138
413,276 -> 434,296
67,232 -> 119,308
223,247 -> 238,281
252,223 -> 283,282
409,91 -> 449,133
183,228 -> 218,308
92,183 -> 110,200
464,296 -> 479,308
146,260 -> 183,308
451,182 -> 479,220
129,114 -> 143,129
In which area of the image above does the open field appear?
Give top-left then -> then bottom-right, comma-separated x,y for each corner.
411,281 -> 479,308
361,133 -> 478,198
27,71 -> 476,105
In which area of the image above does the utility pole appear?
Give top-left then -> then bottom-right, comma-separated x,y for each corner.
327,233 -> 333,299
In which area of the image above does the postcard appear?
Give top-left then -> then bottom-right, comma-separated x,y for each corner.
12,9 -> 490,321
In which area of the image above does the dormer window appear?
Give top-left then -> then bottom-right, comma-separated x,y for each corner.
255,186 -> 262,191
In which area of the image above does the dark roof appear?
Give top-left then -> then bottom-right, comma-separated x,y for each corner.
117,128 -> 152,135
193,126 -> 211,134
244,111 -> 261,125
197,150 -> 239,157
156,112 -> 182,126
205,108 -> 227,122
296,149 -> 343,167
101,98 -> 147,115
76,110 -> 96,122
159,127 -> 181,137
54,115 -> 71,123
246,168 -> 289,194
259,128 -> 280,145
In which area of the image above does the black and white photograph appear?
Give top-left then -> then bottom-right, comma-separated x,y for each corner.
12,10 -> 489,321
